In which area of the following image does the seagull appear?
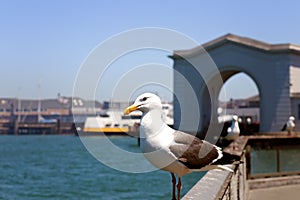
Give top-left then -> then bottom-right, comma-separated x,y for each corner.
124,93 -> 240,200
281,116 -> 296,135
225,115 -> 240,141
223,115 -> 240,149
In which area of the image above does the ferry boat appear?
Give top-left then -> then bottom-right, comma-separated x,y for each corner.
77,103 -> 173,136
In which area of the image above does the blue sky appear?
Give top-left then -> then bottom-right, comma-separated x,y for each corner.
1,1 -> 300,101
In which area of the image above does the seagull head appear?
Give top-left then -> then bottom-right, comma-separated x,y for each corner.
124,93 -> 162,115
232,115 -> 238,121
289,116 -> 295,121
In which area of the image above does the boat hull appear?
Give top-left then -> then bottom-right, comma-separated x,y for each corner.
77,127 -> 139,137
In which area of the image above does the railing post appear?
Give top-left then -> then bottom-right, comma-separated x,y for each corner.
245,145 -> 251,179
276,148 -> 280,173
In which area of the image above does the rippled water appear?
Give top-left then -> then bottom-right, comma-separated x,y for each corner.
0,136 -> 204,199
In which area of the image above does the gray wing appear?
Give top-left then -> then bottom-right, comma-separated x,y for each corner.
169,131 -> 222,169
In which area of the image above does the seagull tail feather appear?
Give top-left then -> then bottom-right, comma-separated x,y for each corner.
214,152 -> 241,165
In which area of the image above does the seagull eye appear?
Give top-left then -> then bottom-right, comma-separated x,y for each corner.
141,97 -> 148,101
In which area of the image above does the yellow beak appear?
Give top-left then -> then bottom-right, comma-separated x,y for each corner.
124,104 -> 139,115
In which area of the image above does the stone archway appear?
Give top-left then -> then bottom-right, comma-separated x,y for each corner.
172,34 -> 300,134
200,69 -> 260,137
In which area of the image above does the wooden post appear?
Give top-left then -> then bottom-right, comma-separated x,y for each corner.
245,145 -> 251,179
276,148 -> 281,173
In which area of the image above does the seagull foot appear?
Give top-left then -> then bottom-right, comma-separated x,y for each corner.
171,173 -> 177,200
177,177 -> 182,200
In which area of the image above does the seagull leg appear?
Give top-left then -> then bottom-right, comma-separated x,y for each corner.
171,173 -> 177,200
177,177 -> 182,200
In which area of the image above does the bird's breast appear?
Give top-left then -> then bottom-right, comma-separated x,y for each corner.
140,132 -> 174,153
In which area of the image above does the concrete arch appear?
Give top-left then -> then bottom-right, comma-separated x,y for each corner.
200,68 -> 261,134
217,67 -> 262,108
172,34 -> 300,134
218,66 -> 262,94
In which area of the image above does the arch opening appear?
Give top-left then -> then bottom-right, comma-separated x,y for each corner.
218,71 -> 260,136
199,71 -> 261,140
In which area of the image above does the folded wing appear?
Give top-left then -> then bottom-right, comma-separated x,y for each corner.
169,131 -> 222,169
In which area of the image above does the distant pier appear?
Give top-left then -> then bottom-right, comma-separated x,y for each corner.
0,120 -> 76,135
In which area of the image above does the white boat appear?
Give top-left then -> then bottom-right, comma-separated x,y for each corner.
78,103 -> 173,136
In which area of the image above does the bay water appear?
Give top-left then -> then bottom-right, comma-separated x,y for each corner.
0,136 -> 205,200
